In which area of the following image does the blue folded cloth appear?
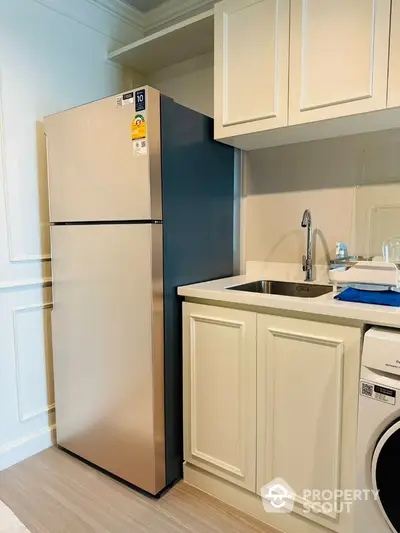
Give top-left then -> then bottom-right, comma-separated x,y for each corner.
335,287 -> 400,307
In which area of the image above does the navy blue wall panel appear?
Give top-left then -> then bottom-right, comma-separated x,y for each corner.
160,95 -> 235,486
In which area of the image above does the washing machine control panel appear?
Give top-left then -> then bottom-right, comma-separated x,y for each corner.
363,327 -> 400,376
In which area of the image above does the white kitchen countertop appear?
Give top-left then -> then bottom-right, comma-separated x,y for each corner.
178,273 -> 400,329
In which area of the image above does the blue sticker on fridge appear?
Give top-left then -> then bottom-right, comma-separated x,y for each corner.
135,89 -> 146,112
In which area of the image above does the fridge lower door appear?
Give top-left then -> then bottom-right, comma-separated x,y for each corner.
51,223 -> 165,495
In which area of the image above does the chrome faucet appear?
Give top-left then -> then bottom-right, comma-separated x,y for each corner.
301,209 -> 313,281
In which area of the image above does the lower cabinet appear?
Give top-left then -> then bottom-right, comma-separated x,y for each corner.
183,302 -> 362,533
183,302 -> 257,491
257,314 -> 361,532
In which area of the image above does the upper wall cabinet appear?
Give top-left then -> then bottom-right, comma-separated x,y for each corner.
214,0 -> 395,149
214,0 -> 290,139
289,0 -> 391,124
388,0 -> 400,107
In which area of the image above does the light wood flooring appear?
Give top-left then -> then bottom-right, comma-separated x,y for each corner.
0,448 -> 275,533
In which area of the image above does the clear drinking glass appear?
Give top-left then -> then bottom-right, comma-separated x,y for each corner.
382,238 -> 400,263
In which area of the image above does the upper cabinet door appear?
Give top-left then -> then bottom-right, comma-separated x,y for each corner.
214,0 -> 290,139
388,0 -> 400,107
289,0 -> 391,125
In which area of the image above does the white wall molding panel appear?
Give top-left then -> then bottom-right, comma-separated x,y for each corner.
0,285 -> 54,471
13,303 -> 54,423
0,72 -> 52,264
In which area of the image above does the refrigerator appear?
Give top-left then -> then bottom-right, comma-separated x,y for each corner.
45,86 -> 235,496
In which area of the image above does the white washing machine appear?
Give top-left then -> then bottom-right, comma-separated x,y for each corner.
356,327 -> 400,533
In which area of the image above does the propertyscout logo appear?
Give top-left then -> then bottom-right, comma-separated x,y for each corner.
261,478 -> 379,515
261,478 -> 295,514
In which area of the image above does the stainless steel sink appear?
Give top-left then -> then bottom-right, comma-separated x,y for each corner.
227,280 -> 333,298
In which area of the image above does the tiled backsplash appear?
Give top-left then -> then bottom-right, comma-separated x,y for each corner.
244,129 -> 400,265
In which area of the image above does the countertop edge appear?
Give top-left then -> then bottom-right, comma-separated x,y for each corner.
178,276 -> 400,330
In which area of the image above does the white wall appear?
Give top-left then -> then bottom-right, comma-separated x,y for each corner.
147,53 -> 214,117
244,129 -> 400,267
0,0 -> 137,470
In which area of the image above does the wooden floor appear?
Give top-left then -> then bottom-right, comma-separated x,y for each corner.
0,448 -> 274,533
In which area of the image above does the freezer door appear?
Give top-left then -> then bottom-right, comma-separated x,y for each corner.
51,223 -> 165,494
45,87 -> 162,222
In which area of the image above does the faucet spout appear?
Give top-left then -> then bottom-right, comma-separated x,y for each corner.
301,209 -> 312,228
301,209 -> 313,281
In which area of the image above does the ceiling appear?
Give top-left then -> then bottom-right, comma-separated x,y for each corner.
120,0 -> 168,12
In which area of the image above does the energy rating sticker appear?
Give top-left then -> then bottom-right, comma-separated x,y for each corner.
131,114 -> 146,140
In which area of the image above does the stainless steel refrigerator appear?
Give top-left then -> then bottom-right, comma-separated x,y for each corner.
45,87 -> 235,495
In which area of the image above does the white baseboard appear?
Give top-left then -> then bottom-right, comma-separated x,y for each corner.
0,425 -> 56,471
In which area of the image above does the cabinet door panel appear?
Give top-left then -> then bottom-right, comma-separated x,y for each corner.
388,0 -> 400,107
214,0 -> 289,138
183,303 -> 257,491
290,0 -> 390,124
257,314 -> 361,531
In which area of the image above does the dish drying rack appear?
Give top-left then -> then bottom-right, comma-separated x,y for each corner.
329,259 -> 400,291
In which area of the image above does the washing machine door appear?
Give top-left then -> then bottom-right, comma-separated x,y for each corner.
372,419 -> 400,533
